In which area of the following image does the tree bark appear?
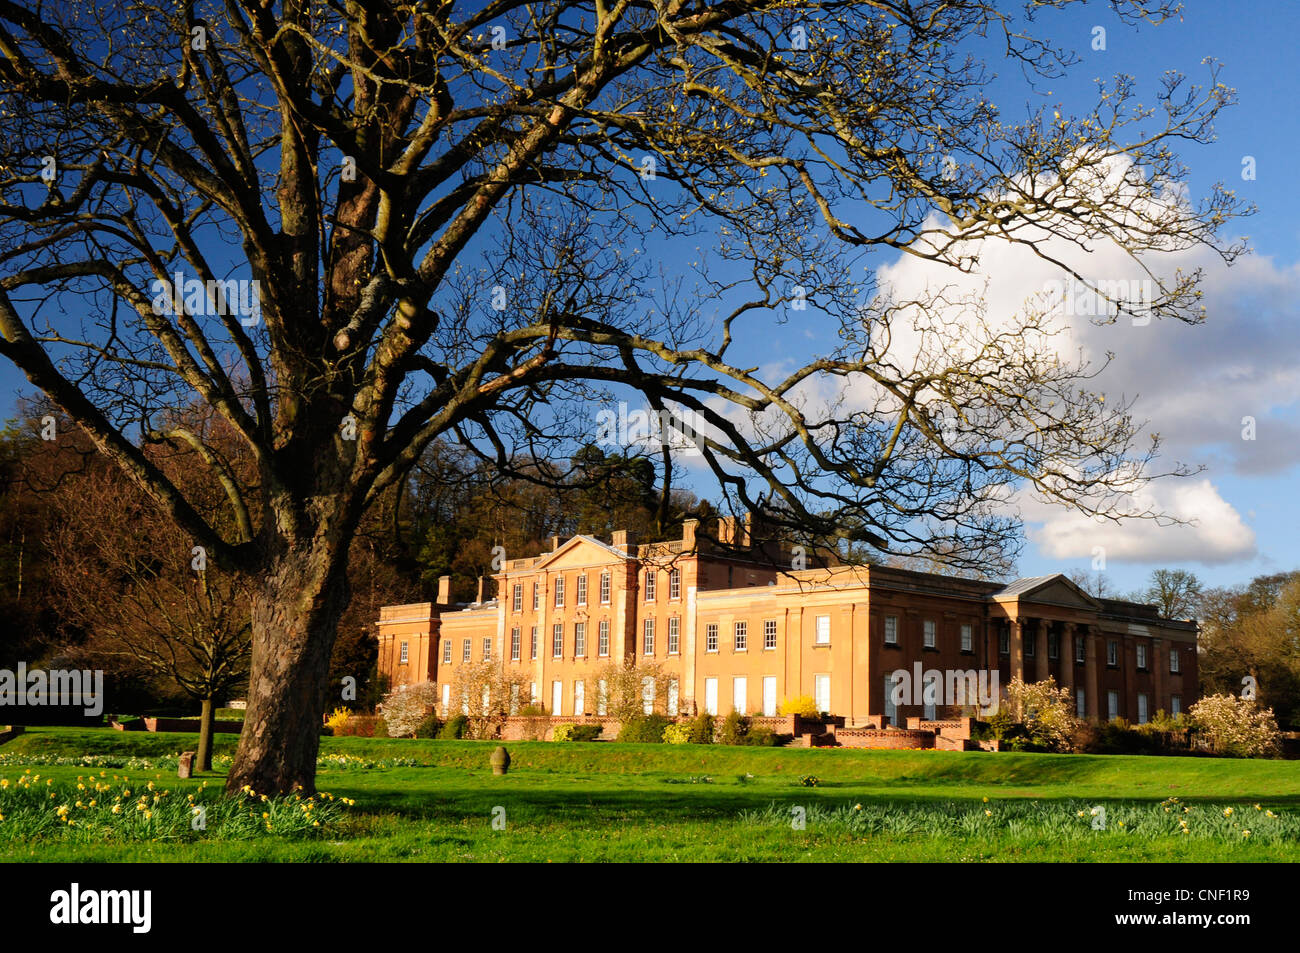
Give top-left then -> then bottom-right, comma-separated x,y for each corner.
225,545 -> 350,795
197,696 -> 215,772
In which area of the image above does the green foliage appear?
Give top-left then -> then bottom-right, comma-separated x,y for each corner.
687,713 -> 715,744
414,711 -> 442,739
438,715 -> 469,740
618,714 -> 671,743
553,723 -> 603,742
718,711 -> 750,746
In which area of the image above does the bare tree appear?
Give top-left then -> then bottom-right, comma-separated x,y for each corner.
0,1 -> 1245,793
1139,568 -> 1203,620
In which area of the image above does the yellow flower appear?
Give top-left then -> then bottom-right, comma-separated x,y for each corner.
1242,829 -> 1251,838
1254,804 -> 1262,811
1223,808 -> 1234,817
112,805 -> 122,814
984,810 -> 992,817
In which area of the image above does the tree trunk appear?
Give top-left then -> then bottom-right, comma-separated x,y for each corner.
225,545 -> 350,796
197,696 -> 215,772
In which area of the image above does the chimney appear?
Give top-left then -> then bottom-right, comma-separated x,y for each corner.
476,575 -> 484,604
612,529 -> 638,553
717,515 -> 737,546
436,575 -> 451,604
681,518 -> 699,551
549,535 -> 561,552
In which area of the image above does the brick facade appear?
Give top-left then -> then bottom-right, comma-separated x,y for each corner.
376,518 -> 1199,727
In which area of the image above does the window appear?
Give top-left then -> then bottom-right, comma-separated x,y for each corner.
1048,631 -> 1059,660
1170,648 -> 1181,674
574,680 -> 585,716
509,684 -> 520,716
960,623 -> 973,652
1107,690 -> 1119,721
734,621 -> 748,652
669,567 -> 681,600
599,572 -> 611,605
1075,688 -> 1086,717
576,574 -> 587,606
532,583 -> 540,610
1107,640 -> 1119,666
814,674 -> 831,714
554,575 -> 565,607
706,623 -> 719,653
764,619 -> 777,650
762,676 -> 778,717
884,615 -> 899,645
530,626 -> 538,660
733,677 -> 748,715
704,678 -> 718,716
644,570 -> 656,602
1075,636 -> 1086,663
1136,643 -> 1148,670
482,637 -> 492,661
1170,694 -> 1182,716
510,627 -> 521,661
642,677 -> 655,715
884,674 -> 898,725
442,639 -> 451,665
668,617 -> 680,655
551,681 -> 562,717
598,620 -> 610,657
552,623 -> 563,659
999,628 -> 1009,655
597,680 -> 608,715
462,639 -> 471,663
923,699 -> 936,721
1025,633 -> 1035,657
574,621 -> 587,657
441,683 -> 450,714
1137,693 -> 1149,724
643,618 -> 655,655
512,584 -> 522,612
815,615 -> 831,645
399,641 -> 409,665
923,620 -> 936,649
530,682 -> 538,706
667,679 -> 679,716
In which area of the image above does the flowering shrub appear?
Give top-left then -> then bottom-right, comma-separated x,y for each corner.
1189,694 -> 1281,757
0,771 -> 354,841
381,682 -> 440,738
663,723 -> 693,744
778,696 -> 819,718
990,677 -> 1080,752
324,707 -> 352,733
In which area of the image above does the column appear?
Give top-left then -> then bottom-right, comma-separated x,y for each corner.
1034,618 -> 1050,682
1061,623 -> 1076,696
1010,618 -> 1025,682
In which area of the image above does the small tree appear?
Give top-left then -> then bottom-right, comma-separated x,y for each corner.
995,677 -> 1080,752
380,682 -> 440,739
1189,693 -> 1281,758
591,659 -> 673,722
449,661 -> 534,739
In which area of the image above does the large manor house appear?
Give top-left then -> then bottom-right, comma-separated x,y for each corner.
376,517 -> 1199,727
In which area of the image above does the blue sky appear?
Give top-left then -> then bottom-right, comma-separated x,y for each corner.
3,0 -> 1297,596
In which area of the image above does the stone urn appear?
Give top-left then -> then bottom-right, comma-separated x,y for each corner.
490,745 -> 511,776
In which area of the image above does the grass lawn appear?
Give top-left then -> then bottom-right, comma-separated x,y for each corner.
1,727 -> 1298,862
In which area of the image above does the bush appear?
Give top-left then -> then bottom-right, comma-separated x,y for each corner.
1190,693 -> 1281,757
744,727 -> 783,747
324,707 -> 351,734
995,677 -> 1080,752
663,723 -> 693,744
414,711 -> 441,739
618,714 -> 671,743
718,711 -> 750,746
381,682 -> 440,738
553,723 -> 603,742
687,713 -> 715,744
517,703 -> 547,717
332,714 -> 382,737
778,695 -> 819,718
438,714 -> 469,740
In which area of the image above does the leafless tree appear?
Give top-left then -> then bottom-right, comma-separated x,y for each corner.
0,0 -> 1246,792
